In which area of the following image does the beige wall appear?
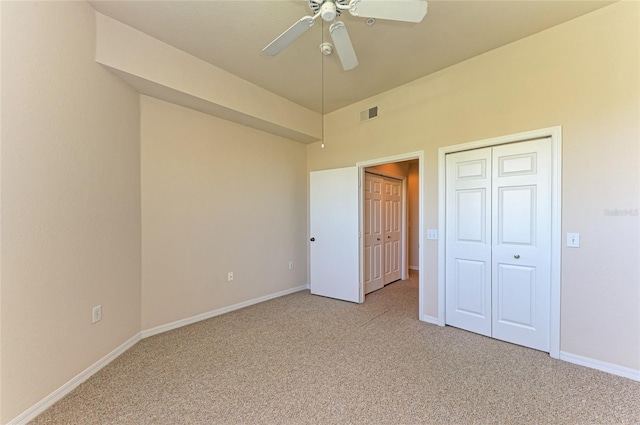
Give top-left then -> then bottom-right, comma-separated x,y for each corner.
141,96 -> 307,331
1,2 -> 141,423
308,2 -> 639,370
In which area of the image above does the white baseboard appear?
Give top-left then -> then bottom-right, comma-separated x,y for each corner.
560,351 -> 640,381
409,265 -> 419,271
10,284 -> 309,425
141,284 -> 309,339
8,333 -> 141,425
421,314 -> 440,325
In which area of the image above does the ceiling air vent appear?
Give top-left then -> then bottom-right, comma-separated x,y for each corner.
360,106 -> 378,123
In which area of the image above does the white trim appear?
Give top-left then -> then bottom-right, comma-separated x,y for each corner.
409,265 -> 419,271
141,284 -> 308,338
357,151 -> 425,317
437,126 -> 562,358
7,333 -> 141,425
560,352 -> 640,382
421,315 -> 440,325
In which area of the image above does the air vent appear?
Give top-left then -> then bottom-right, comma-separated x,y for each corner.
360,106 -> 379,123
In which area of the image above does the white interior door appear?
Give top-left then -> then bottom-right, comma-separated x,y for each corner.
384,179 -> 402,284
310,167 -> 361,303
445,139 -> 552,351
445,148 -> 493,337
364,173 -> 384,294
491,139 -> 551,351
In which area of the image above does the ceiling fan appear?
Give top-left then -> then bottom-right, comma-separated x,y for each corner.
263,0 -> 428,71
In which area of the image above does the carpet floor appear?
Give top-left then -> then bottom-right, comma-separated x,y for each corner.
31,272 -> 640,424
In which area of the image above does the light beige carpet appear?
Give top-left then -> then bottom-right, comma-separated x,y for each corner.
31,272 -> 639,424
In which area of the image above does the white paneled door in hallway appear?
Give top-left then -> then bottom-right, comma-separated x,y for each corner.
445,138 -> 552,352
383,178 -> 402,284
364,174 -> 384,294
364,173 -> 403,294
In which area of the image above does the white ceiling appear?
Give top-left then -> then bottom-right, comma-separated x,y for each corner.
88,0 -> 614,113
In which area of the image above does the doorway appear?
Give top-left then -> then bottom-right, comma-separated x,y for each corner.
357,152 -> 424,316
308,151 -> 425,318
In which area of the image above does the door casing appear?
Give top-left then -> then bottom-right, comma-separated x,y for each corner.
438,126 -> 562,359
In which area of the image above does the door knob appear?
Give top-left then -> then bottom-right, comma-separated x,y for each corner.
387,236 -> 391,239
514,254 -> 520,259
310,237 -> 315,242
377,238 -> 380,241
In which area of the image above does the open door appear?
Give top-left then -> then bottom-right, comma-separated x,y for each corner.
310,167 -> 361,303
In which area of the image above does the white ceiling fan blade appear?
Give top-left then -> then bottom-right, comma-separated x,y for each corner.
349,0 -> 428,23
329,21 -> 359,71
263,16 -> 315,56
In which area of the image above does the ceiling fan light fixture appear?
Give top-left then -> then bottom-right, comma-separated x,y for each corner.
319,42 -> 334,55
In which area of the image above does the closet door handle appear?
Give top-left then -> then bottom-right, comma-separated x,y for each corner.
310,237 -> 315,242
514,254 -> 520,259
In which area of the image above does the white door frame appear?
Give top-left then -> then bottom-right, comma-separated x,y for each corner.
438,126 -> 562,359
357,151 -> 425,318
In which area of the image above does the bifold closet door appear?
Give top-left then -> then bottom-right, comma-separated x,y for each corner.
445,148 -> 493,337
445,139 -> 552,352
383,178 -> 402,284
364,174 -> 384,294
364,173 -> 403,295
491,139 -> 552,352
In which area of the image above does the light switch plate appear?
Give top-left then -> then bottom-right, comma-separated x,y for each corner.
567,233 -> 580,248
427,229 -> 438,240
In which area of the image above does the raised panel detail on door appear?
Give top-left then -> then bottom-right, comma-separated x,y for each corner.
455,259 -> 487,318
498,186 -> 536,246
496,263 -> 536,328
457,159 -> 486,180
499,153 -> 537,176
457,189 -> 486,243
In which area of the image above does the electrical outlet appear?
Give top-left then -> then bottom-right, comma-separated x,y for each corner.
92,305 -> 102,323
227,272 -> 234,282
288,261 -> 294,270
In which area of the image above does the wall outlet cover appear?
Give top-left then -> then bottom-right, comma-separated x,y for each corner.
567,232 -> 580,248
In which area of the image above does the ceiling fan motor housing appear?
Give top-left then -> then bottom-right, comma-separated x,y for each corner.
309,0 -> 349,21
321,2 -> 337,21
